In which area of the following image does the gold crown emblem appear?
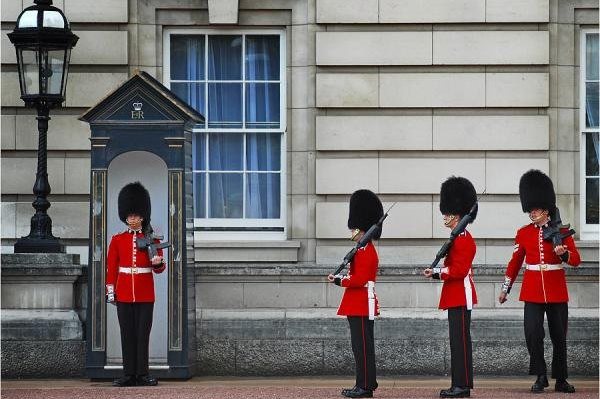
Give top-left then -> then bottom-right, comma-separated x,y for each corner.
132,102 -> 143,111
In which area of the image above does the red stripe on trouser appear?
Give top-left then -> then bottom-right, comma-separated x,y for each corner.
361,317 -> 367,388
461,307 -> 469,385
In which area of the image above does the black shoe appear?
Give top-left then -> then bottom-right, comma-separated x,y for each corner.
531,375 -> 549,393
555,380 -> 575,393
341,386 -> 357,396
342,387 -> 373,398
440,386 -> 470,398
136,375 -> 158,386
112,375 -> 136,387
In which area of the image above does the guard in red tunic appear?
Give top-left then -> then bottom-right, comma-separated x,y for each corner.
498,170 -> 581,394
328,189 -> 382,398
424,176 -> 478,399
106,182 -> 166,387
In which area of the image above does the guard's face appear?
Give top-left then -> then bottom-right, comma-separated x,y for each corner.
443,214 -> 458,228
126,214 -> 144,228
529,208 -> 548,223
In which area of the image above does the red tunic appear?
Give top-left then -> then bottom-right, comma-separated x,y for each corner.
504,223 -> 581,303
337,241 -> 380,317
438,230 -> 478,310
106,230 -> 166,303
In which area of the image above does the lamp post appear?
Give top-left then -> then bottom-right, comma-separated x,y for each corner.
8,0 -> 78,253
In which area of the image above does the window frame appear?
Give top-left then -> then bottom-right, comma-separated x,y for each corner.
163,28 -> 287,240
579,28 -> 600,240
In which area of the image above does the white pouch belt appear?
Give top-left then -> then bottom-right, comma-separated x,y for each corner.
364,281 -> 376,321
526,264 -> 563,271
119,267 -> 153,274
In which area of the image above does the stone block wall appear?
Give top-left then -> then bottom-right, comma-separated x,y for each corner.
2,1 -> 597,264
194,263 -> 599,376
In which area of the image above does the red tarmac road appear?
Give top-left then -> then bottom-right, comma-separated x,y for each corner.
2,377 -> 598,399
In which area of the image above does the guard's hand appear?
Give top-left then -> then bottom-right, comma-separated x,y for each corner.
423,268 -> 433,278
554,245 -> 567,256
151,255 -> 163,266
498,291 -> 508,304
327,274 -> 335,282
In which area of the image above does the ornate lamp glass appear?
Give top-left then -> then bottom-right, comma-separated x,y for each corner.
8,0 -> 78,108
8,0 -> 78,253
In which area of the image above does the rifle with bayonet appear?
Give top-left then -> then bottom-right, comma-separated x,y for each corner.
429,202 -> 478,279
331,202 -> 396,277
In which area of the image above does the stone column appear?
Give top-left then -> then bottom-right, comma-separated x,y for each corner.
1,253 -> 84,377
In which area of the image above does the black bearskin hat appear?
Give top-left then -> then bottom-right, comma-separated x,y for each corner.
439,176 -> 478,221
519,169 -> 556,215
118,182 -> 151,228
347,189 -> 384,239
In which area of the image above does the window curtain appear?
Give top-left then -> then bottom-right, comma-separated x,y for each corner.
246,134 -> 280,218
208,36 -> 242,128
585,34 -> 599,129
246,36 -> 280,129
170,36 -> 204,116
208,134 -> 243,218
245,36 -> 281,218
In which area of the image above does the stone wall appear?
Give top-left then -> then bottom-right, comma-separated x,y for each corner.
193,257 -> 598,376
197,308 -> 598,376
1,254 -> 85,378
3,0 -> 597,265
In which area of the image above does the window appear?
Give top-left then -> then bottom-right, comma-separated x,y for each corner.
580,30 -> 599,239
165,31 -> 286,238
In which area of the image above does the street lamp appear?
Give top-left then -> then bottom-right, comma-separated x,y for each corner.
8,0 -> 78,253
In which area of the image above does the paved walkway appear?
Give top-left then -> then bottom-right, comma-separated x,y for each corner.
2,377 -> 598,399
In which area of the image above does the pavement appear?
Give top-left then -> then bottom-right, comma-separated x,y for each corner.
2,376 -> 599,399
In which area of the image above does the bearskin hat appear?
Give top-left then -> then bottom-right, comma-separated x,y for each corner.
519,169 -> 556,215
439,176 -> 478,221
118,182 -> 151,228
347,189 -> 384,239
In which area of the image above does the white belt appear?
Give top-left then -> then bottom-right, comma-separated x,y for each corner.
119,267 -> 153,274
364,281 -> 376,321
526,264 -> 563,271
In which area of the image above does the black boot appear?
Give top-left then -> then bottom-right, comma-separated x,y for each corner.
341,386 -> 357,396
555,379 -> 575,393
531,375 -> 549,393
136,375 -> 158,386
439,386 -> 470,398
342,387 -> 373,398
112,375 -> 136,387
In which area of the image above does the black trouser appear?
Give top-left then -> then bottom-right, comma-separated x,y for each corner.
448,306 -> 473,389
348,316 -> 377,391
524,301 -> 569,380
116,302 -> 154,377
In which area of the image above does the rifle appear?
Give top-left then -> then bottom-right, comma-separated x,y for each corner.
137,225 -> 171,261
542,207 -> 575,247
430,202 -> 478,272
331,202 -> 396,276
542,207 -> 575,262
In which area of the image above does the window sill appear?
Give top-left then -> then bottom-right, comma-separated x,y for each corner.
194,240 -> 301,263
